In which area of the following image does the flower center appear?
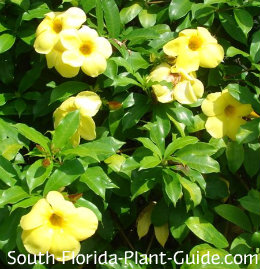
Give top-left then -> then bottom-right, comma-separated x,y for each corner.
188,36 -> 203,51
224,105 -> 236,117
49,214 -> 63,226
80,41 -> 94,55
52,20 -> 63,34
170,73 -> 182,85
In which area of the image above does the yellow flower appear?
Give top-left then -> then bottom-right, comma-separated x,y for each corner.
149,63 -> 204,104
34,7 -> 86,54
163,27 -> 224,72
59,26 -> 112,77
20,191 -> 98,261
53,91 -> 102,146
202,89 -> 253,140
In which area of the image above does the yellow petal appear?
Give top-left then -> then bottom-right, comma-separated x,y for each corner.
236,104 -> 253,117
199,43 -> 224,68
55,54 -> 80,78
153,85 -> 174,103
78,25 -> 98,41
36,18 -> 52,36
53,108 -> 66,128
62,7 -> 86,29
205,114 -> 227,139
201,92 -> 227,116
173,81 -> 198,104
175,49 -> 200,72
226,118 -> 246,140
191,78 -> 204,99
197,27 -> 217,44
46,49 -> 59,68
75,91 -> 102,117
46,191 -> 76,217
81,53 -> 107,77
149,63 -> 171,82
64,207 -> 98,241
163,36 -> 188,57
20,199 -> 52,230
179,29 -> 197,38
137,203 -> 154,239
78,115 -> 96,140
22,225 -> 53,255
96,37 -> 112,59
59,97 -> 76,112
62,50 -> 84,67
49,230 -> 81,261
154,223 -> 169,247
34,31 -> 58,54
222,90 -> 242,108
60,29 -> 81,50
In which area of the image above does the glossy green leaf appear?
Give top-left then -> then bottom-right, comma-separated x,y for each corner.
0,186 -> 29,208
120,2 -> 143,24
239,190 -> 260,215
169,0 -> 192,21
234,9 -> 253,37
138,9 -> 157,28
226,141 -> 244,173
186,216 -> 229,248
250,30 -> 260,63
0,33 -> 16,54
236,119 -> 260,144
137,137 -> 162,159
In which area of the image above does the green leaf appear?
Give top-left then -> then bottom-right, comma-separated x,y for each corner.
179,177 -> 202,208
96,0 -> 104,35
11,196 -> 41,212
239,189 -> 260,215
81,0 -> 96,13
52,110 -> 80,150
0,33 -> 16,54
137,137 -> 162,159
151,199 -> 169,226
0,186 -> 29,208
186,216 -> 229,248
163,170 -> 182,206
244,144 -> 260,177
124,28 -> 159,41
234,9 -> 253,37
0,137 -> 23,161
226,46 -> 249,58
15,123 -> 50,153
80,167 -> 117,199
0,156 -> 18,186
14,99 -> 26,117
102,0 -> 120,38
50,81 -> 88,104
138,9 -> 157,28
62,137 -> 124,161
120,2 -> 143,24
43,159 -> 85,195
22,3 -> 50,21
26,159 -> 53,193
226,141 -> 244,173
140,156 -> 161,169
176,142 -> 217,157
164,136 -> 198,158
219,12 -> 247,45
236,119 -> 260,144
250,30 -> 260,63
169,0 -> 192,21
214,204 -> 252,232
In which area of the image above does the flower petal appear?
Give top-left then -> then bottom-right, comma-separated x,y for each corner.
175,49 -> 200,72
36,18 -> 52,36
71,130 -> 81,147
236,104 -> 253,117
55,55 -> 80,78
78,115 -> 96,140
197,27 -> 217,44
191,78 -> 204,99
96,37 -> 112,59
63,7 -> 86,29
226,118 -> 246,140
64,207 -> 98,241
81,53 -> 107,77
22,225 -> 53,255
34,31 -> 58,54
49,231 -> 80,261
201,92 -> 227,117
46,49 -> 59,69
59,97 -> 76,112
62,50 -> 84,67
205,114 -> 227,139
153,85 -> 174,103
163,36 -> 188,57
149,63 -> 171,82
60,29 -> 81,50
179,29 -> 197,38
20,199 -> 52,230
75,91 -> 102,117
78,25 -> 98,41
173,81 -> 197,104
199,43 -> 224,68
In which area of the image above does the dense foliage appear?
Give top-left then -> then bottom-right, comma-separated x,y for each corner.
0,0 -> 260,268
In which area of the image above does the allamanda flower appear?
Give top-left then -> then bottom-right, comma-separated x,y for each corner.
148,63 -> 204,104
20,191 -> 98,261
202,89 -> 253,140
34,7 -> 86,54
163,27 -> 224,72
54,91 -> 102,146
59,26 -> 112,77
